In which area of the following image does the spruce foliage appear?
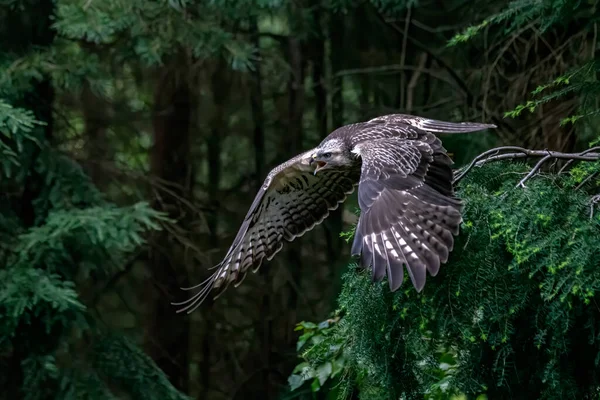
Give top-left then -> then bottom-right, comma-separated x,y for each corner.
290,155 -> 600,399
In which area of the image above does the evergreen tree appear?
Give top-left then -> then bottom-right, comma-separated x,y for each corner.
0,1 -> 189,398
289,149 -> 600,399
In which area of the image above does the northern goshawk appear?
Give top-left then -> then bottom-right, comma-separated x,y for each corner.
174,114 -> 496,313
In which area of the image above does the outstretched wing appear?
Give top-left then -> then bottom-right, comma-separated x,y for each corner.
366,113 -> 497,134
174,149 -> 359,313
334,114 -> 497,146
350,132 -> 463,292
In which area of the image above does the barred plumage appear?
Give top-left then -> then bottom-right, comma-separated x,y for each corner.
174,114 -> 495,313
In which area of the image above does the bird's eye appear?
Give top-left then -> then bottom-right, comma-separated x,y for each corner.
322,152 -> 332,158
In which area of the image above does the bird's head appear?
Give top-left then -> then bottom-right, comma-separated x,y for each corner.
310,139 -> 352,175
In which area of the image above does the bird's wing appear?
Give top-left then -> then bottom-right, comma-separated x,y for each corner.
350,132 -> 463,293
342,114 -> 496,146
366,113 -> 497,133
174,149 -> 359,313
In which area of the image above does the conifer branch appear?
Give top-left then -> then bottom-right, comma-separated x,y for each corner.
454,146 -> 600,185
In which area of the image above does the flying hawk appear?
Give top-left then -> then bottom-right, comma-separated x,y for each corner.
174,114 -> 495,313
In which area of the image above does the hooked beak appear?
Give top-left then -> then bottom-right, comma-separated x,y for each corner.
313,161 -> 327,175
309,154 -> 327,175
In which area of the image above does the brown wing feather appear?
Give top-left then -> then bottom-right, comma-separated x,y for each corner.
348,112 -> 497,289
173,149 -> 359,313
366,114 -> 497,133
350,133 -> 463,293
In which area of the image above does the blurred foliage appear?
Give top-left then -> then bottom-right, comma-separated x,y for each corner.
0,100 -> 186,398
505,61 -> 600,126
450,0 -> 600,134
448,0 -> 597,44
0,100 -> 42,176
0,99 -> 184,398
0,1 -> 186,398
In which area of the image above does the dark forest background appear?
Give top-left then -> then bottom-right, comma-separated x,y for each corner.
1,0 -> 599,399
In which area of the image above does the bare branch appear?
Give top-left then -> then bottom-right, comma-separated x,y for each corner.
558,146 -> 600,174
454,146 -> 600,185
516,153 -> 552,188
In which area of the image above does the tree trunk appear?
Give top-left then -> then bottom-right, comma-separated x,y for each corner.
199,60 -> 231,398
248,18 -> 276,398
330,12 -> 345,130
312,31 -> 327,138
250,17 -> 266,191
287,36 -> 306,155
285,29 -> 306,328
148,64 -> 192,392
81,81 -> 111,186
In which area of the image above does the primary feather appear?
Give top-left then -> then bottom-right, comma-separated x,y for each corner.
173,114 -> 495,313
